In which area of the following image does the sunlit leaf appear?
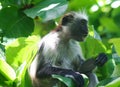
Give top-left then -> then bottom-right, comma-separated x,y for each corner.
5,35 -> 40,87
16,61 -> 26,80
0,59 -> 16,81
5,35 -> 40,69
109,38 -> 120,56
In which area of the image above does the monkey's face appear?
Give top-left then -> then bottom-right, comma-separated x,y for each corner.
61,12 -> 88,41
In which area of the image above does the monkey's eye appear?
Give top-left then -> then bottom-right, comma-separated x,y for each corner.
62,14 -> 74,25
81,19 -> 87,25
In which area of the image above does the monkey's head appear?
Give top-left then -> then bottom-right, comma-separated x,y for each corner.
60,12 -> 88,41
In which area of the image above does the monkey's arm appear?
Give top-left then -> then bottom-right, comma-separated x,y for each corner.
36,63 -> 84,87
79,53 -> 107,74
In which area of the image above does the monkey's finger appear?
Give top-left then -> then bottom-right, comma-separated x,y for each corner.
95,53 -> 108,66
65,72 -> 84,87
95,54 -> 106,64
73,73 -> 84,87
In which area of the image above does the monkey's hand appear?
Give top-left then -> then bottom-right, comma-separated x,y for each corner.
65,71 -> 84,87
95,53 -> 108,66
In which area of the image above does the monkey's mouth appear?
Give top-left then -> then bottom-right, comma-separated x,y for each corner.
73,34 -> 88,41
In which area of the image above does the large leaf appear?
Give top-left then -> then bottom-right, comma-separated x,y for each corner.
5,35 -> 40,69
24,0 -> 68,21
0,7 -> 34,38
81,35 -> 106,59
5,35 -> 40,87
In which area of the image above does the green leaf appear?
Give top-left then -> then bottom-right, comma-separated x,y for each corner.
24,0 -> 68,21
5,35 -> 40,69
0,0 -> 17,8
112,50 -> 120,65
69,0 -> 95,10
97,77 -> 117,87
52,74 -> 75,87
0,59 -> 16,81
111,64 -> 120,77
109,38 -> 120,56
98,58 -> 115,78
100,17 -> 120,33
15,62 -> 31,87
105,77 -> 120,87
0,7 -> 34,38
89,25 -> 101,41
5,35 -> 40,87
16,62 -> 27,81
31,0 -> 43,4
24,70 -> 32,87
52,74 -> 88,87
81,35 -> 106,59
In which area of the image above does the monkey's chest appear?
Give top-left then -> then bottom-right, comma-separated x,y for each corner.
55,56 -> 74,69
44,48 -> 79,70
43,40 -> 82,70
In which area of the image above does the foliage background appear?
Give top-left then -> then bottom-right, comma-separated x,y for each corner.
0,0 -> 120,87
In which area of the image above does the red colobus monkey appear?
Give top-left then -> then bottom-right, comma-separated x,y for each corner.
29,11 -> 107,87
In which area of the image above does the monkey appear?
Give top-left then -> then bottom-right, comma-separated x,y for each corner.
29,11 -> 107,87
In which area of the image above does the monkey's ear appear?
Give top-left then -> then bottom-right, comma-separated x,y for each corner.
61,14 -> 74,25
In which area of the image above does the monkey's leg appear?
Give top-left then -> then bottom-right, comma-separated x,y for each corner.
87,72 -> 99,87
36,63 -> 84,87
